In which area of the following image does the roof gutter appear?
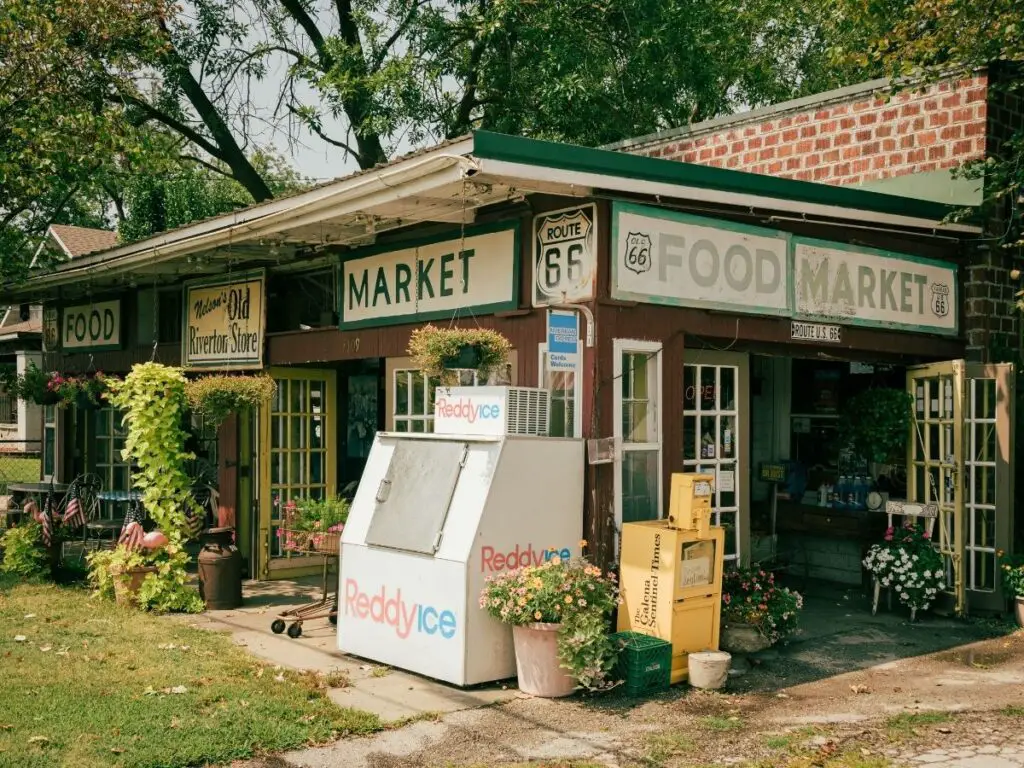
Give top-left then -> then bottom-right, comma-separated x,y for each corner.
13,140 -> 476,294
473,157 -> 980,234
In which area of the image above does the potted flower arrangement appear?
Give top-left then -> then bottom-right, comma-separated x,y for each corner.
720,567 -> 803,653
479,547 -> 620,697
997,551 -> 1024,627
185,374 -> 277,426
276,495 -> 349,554
863,520 -> 945,621
408,325 -> 511,384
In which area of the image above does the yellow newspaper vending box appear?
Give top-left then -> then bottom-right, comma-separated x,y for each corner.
617,473 -> 725,684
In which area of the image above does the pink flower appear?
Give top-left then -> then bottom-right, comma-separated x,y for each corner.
922,530 -> 931,539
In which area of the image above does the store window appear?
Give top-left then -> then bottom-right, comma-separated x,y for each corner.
683,362 -> 740,561
392,369 -> 480,433
614,341 -> 662,526
538,345 -> 580,438
42,404 -> 58,479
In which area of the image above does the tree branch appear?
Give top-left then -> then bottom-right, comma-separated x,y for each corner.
371,0 -> 430,72
277,0 -> 333,69
117,91 -> 225,160
287,104 -> 359,160
180,153 -> 235,179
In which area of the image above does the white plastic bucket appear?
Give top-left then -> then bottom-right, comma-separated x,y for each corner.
688,651 -> 731,690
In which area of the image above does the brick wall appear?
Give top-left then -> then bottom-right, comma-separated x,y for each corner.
612,71 -> 1023,361
623,75 -> 989,186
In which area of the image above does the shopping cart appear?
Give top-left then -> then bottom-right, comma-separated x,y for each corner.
270,528 -> 340,639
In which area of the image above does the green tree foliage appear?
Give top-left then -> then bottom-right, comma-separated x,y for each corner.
828,0 -> 1023,247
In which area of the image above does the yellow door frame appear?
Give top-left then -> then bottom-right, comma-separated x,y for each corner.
257,366 -> 337,580
907,361 -> 966,616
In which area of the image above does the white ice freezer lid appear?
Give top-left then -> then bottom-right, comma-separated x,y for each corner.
365,438 -> 467,555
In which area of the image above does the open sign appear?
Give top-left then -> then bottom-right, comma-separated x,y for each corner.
62,300 -> 121,350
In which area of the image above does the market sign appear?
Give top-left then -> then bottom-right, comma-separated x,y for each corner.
182,271 -> 266,370
611,203 -> 790,315
533,205 -> 597,306
62,299 -> 122,351
793,238 -> 957,335
339,223 -> 519,328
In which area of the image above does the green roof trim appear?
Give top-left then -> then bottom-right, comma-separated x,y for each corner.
471,131 -> 977,227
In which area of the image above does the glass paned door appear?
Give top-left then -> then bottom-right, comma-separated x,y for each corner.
683,360 -> 741,562
614,340 -> 662,528
963,363 -> 1014,612
260,368 -> 336,572
907,362 -> 965,615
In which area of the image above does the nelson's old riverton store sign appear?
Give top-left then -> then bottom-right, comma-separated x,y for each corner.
183,271 -> 266,369
611,202 -> 958,335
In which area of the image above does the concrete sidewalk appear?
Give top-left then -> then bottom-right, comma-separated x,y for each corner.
186,578 -> 515,723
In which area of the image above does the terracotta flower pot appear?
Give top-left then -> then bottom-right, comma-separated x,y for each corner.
1015,596 -> 1024,629
512,623 -> 576,698
720,622 -> 771,654
112,565 -> 158,607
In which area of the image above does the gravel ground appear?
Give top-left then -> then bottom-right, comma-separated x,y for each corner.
235,591 -> 1024,768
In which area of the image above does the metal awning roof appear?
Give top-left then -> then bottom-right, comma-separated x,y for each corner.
1,131 -> 978,304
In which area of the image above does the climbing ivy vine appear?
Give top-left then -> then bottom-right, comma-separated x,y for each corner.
105,362 -> 203,612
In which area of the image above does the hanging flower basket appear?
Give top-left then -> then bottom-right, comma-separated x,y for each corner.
185,374 -> 277,426
408,325 -> 511,383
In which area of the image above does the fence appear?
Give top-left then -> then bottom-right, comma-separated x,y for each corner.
0,440 -> 43,496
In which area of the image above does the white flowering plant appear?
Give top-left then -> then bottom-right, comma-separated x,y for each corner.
863,521 -> 946,612
479,544 -> 621,690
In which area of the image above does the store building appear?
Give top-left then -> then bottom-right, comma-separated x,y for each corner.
2,131 -> 1012,614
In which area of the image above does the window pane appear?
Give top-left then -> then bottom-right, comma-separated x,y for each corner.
622,451 -> 659,523
720,367 -> 736,411
290,379 -> 307,414
412,372 -> 425,415
396,372 -> 410,416
394,419 -> 409,432
700,366 -> 716,409
684,365 -> 696,411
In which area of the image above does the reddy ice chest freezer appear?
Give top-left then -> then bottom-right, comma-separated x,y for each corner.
338,387 -> 584,686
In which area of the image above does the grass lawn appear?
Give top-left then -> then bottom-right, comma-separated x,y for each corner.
0,575 -> 380,767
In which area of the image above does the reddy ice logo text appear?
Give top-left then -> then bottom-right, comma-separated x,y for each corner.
343,580 -> 457,640
434,397 -> 501,423
481,544 -> 573,573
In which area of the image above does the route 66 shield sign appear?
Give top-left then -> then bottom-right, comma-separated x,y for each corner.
930,283 -> 950,318
623,232 -> 652,275
532,205 -> 596,306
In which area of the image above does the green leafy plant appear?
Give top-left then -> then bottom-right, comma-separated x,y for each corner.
863,521 -> 945,613
277,495 -> 349,553
184,374 -> 277,426
838,387 -> 913,464
86,546 -> 149,601
722,566 -> 803,644
101,362 -> 204,613
407,325 -> 511,384
0,522 -> 49,579
998,551 -> 1024,598
479,550 -> 620,690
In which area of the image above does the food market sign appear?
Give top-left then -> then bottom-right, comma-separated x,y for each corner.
183,271 -> 266,369
612,203 -> 790,316
793,238 -> 957,334
62,299 -> 122,351
339,222 -> 519,328
611,202 -> 958,336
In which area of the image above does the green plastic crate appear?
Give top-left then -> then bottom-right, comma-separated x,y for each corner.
610,631 -> 672,696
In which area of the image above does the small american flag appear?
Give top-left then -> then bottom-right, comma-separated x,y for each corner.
118,501 -> 146,551
24,499 -> 50,546
62,483 -> 85,529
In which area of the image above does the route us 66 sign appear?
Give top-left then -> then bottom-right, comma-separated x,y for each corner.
532,204 -> 597,306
